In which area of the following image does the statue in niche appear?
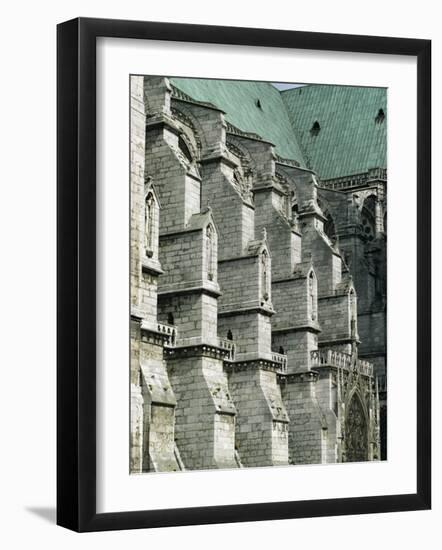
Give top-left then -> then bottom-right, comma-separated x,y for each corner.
144,193 -> 154,257
206,224 -> 214,281
309,272 -> 316,321
350,290 -> 357,326
261,250 -> 269,302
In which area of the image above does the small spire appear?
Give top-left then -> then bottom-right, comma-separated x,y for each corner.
262,227 -> 267,241
337,366 -> 341,407
375,376 -> 380,425
144,175 -> 153,192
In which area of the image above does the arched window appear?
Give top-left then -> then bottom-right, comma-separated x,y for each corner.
178,135 -> 193,164
205,224 -> 215,281
317,198 -> 336,243
261,250 -> 270,302
323,214 -> 336,242
309,271 -> 317,321
227,329 -> 233,341
167,312 -> 174,325
361,195 -> 376,242
291,191 -> 298,221
144,193 -> 155,257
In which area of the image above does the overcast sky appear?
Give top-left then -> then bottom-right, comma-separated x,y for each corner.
272,83 -> 305,90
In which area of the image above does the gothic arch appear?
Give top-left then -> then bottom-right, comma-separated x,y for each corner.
177,131 -> 199,166
143,184 -> 159,258
344,390 -> 369,462
171,104 -> 205,155
275,165 -> 305,218
275,171 -> 297,223
225,138 -> 255,203
226,135 -> 257,175
291,189 -> 299,218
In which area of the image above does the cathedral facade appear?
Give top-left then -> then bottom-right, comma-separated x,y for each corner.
130,75 -> 386,472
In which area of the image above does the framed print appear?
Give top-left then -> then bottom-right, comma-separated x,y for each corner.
57,17 -> 431,532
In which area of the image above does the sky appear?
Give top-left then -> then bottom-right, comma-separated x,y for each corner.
272,83 -> 305,90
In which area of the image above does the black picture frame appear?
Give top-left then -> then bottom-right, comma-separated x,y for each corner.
57,17 -> 431,532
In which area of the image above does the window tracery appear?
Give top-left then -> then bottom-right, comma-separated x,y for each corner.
345,395 -> 368,462
361,195 -> 377,242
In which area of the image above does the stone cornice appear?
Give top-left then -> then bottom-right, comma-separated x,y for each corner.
159,227 -> 202,238
225,357 -> 288,377
165,342 -> 232,361
271,323 -> 322,335
298,207 -> 328,224
199,151 -> 238,170
318,336 -> 361,346
145,113 -> 181,135
313,364 -> 373,380
252,183 -> 286,198
158,284 -> 222,299
226,122 -> 274,147
283,370 -> 319,383
141,258 -> 164,276
218,304 -> 275,318
170,85 -> 226,114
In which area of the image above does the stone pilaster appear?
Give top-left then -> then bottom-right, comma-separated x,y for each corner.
282,372 -> 328,465
228,362 -> 289,467
143,76 -> 239,469
130,75 -> 181,473
271,262 -> 321,374
166,347 -> 237,470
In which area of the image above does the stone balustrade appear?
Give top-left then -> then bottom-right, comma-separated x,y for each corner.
310,349 -> 374,377
311,349 -> 352,370
320,168 -> 387,191
218,338 -> 236,361
357,359 -> 373,377
157,322 -> 177,346
271,351 -> 288,373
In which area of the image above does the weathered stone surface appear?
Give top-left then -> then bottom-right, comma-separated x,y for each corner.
129,75 -> 385,471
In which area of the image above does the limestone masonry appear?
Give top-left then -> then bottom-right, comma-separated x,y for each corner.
130,76 -> 386,472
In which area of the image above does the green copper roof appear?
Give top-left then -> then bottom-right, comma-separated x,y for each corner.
281,85 -> 387,180
170,78 -> 306,166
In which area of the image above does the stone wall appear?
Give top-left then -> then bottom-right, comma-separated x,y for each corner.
129,75 -> 383,472
228,365 -> 289,466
